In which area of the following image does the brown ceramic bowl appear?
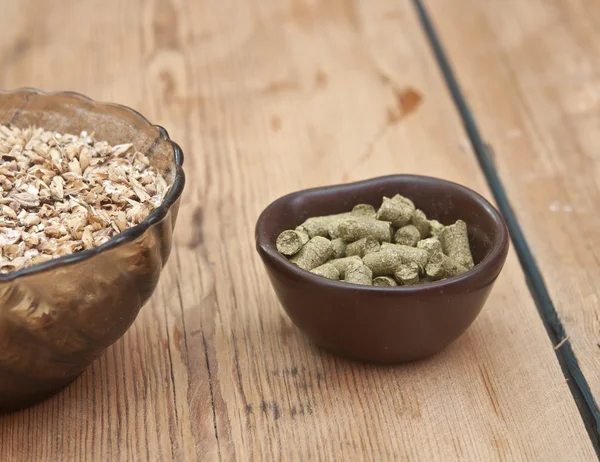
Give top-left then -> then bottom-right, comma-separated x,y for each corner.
255,175 -> 509,363
0,89 -> 185,411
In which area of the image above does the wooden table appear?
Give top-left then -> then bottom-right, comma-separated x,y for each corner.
1,0 -> 599,460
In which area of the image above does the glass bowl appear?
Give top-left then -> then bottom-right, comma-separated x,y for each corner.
0,89 -> 185,411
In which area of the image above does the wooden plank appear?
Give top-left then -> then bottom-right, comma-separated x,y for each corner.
0,0 -> 595,460
424,0 -> 600,421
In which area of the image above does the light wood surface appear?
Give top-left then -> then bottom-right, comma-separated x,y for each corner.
425,0 -> 600,421
0,0 -> 596,460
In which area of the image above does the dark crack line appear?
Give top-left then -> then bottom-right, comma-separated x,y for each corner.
202,332 -> 223,462
412,0 -> 600,453
162,304 -> 181,461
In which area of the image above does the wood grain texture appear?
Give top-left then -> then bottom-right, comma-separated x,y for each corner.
0,0 -> 596,460
425,0 -> 600,421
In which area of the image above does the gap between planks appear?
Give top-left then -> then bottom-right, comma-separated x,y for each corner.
411,0 -> 600,453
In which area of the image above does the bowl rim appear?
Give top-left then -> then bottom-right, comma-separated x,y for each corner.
256,174 -> 510,293
0,88 -> 186,282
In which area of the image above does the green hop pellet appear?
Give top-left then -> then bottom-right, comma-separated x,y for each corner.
330,238 -> 346,258
394,261 -> 420,285
363,245 -> 428,276
393,225 -> 420,247
290,236 -> 332,271
372,276 -> 397,287
299,213 -> 352,239
330,256 -> 363,277
345,262 -> 373,285
352,203 -> 377,219
276,229 -> 309,256
376,194 -> 415,227
337,217 -> 392,243
310,262 -> 340,280
345,237 -> 380,257
417,237 -> 442,256
411,209 -> 431,238
380,243 -> 428,269
429,219 -> 445,238
425,251 -> 468,280
441,220 -> 474,269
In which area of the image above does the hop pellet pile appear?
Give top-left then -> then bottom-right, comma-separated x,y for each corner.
276,194 -> 475,286
0,124 -> 170,273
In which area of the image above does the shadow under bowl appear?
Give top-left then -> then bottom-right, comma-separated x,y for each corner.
255,175 -> 509,364
0,89 -> 185,412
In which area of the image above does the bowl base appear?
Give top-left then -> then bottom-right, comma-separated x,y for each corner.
0,376 -> 80,414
